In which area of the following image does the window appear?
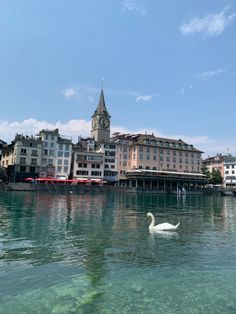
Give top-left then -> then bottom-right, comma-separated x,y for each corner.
31,149 -> 38,156
123,154 -> 127,160
58,151 -> 63,157
139,153 -> 143,160
139,146 -> 143,152
76,170 -> 88,175
58,159 -> 63,165
21,149 -> 27,155
146,147 -> 150,153
49,150 -> 54,156
146,155 -> 150,160
65,144 -> 70,151
20,166 -> 26,172
48,159 -> 53,165
78,163 -> 87,168
64,152 -> 69,158
59,143 -> 63,150
64,159 -> 69,166
92,164 -> 100,168
30,166 -> 35,173
20,157 -> 26,164
153,155 -> 157,161
64,166 -> 68,173
91,171 -> 101,176
50,142 -> 54,148
57,166 -> 62,173
31,158 -> 37,165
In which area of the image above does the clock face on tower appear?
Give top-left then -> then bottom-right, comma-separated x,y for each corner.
100,117 -> 109,129
92,117 -> 99,129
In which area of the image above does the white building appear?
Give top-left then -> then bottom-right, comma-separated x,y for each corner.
37,129 -> 72,179
98,142 -> 118,183
224,156 -> 236,188
72,137 -> 104,182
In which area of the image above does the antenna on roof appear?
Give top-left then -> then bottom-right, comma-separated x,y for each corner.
101,78 -> 104,89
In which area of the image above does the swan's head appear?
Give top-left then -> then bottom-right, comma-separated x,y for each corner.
147,212 -> 152,218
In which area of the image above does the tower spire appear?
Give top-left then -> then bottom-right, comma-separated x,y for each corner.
91,85 -> 110,118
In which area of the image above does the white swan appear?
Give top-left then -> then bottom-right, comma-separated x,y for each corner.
147,212 -> 180,231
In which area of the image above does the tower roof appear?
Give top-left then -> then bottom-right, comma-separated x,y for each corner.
91,89 -> 110,118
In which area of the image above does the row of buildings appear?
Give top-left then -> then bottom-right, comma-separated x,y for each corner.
203,154 -> 236,188
0,88 -> 223,190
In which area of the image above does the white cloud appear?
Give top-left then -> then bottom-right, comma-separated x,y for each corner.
136,93 -> 160,102
180,6 -> 236,37
62,83 -> 161,103
196,68 -> 225,79
0,119 -> 235,157
122,0 -> 147,16
63,87 -> 78,99
0,119 -> 90,143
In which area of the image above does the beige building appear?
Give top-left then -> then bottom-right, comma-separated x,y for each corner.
1,134 -> 43,182
111,133 -> 206,190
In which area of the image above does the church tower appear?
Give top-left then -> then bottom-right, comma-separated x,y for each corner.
91,88 -> 111,144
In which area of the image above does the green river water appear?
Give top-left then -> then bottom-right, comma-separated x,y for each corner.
0,191 -> 236,314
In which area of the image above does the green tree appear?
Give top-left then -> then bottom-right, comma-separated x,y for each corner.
209,168 -> 223,185
201,165 -> 211,178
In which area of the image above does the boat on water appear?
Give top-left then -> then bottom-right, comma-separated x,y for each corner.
220,189 -> 235,196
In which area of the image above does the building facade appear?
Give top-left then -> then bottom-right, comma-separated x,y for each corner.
1,134 -> 43,182
111,133 -> 206,190
37,129 -> 72,179
72,137 -> 104,182
224,155 -> 236,188
203,154 -> 226,179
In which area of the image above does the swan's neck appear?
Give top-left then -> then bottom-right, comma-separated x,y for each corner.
149,214 -> 155,228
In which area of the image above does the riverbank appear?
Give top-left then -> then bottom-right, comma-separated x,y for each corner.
2,182 -> 233,196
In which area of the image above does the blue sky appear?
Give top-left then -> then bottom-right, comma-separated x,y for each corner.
0,0 -> 235,157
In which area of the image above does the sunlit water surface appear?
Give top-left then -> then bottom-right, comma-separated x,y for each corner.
0,191 -> 236,313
